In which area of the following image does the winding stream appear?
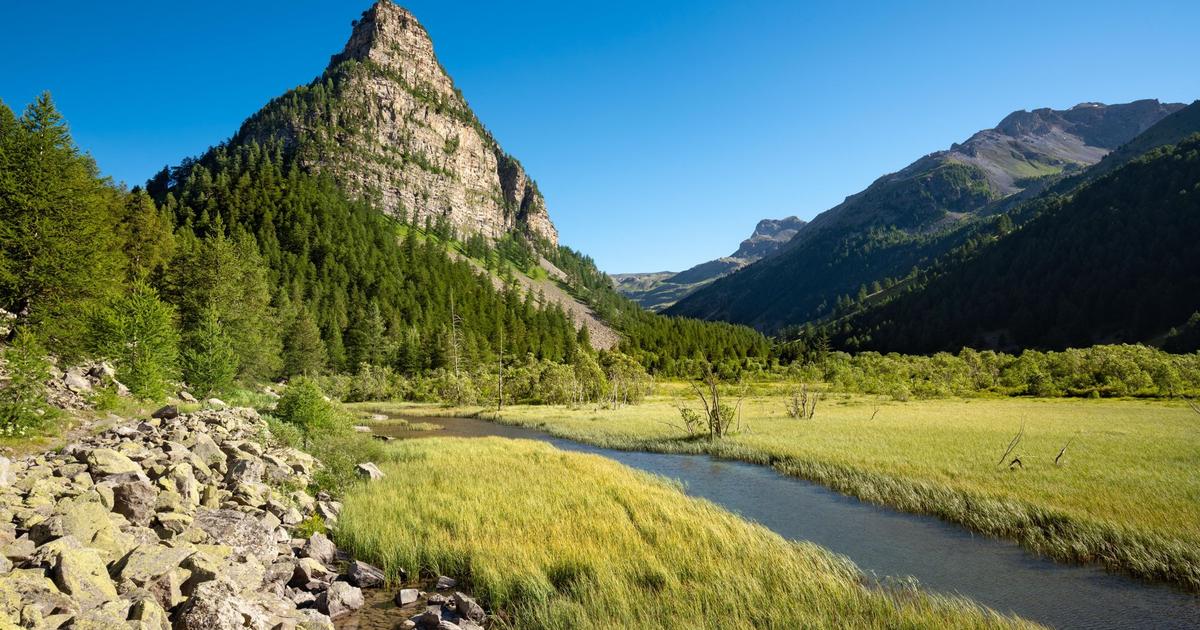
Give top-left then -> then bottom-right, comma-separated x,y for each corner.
374,416 -> 1200,630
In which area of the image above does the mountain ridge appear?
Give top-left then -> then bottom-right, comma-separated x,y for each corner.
668,99 -> 1185,330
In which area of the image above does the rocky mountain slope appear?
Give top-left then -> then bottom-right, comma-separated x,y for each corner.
235,0 -> 557,244
668,100 -> 1185,330
613,216 -> 805,311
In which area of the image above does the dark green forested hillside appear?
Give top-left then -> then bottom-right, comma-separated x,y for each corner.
826,135 -> 1200,352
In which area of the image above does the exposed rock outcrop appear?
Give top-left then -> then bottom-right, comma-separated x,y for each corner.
236,0 -> 558,245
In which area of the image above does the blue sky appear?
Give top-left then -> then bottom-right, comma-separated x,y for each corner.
2,1 -> 1197,273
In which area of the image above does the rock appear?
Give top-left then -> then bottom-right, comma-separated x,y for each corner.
127,596 -> 170,630
205,398 -> 228,409
189,432 -> 223,468
315,581 -> 363,619
300,532 -> 337,565
0,456 -> 10,487
84,448 -> 143,478
0,568 -> 79,619
315,500 -> 342,525
150,405 -> 178,420
291,557 -> 335,589
63,369 -> 92,393
178,391 -> 198,403
192,508 -> 276,562
411,608 -> 447,629
114,543 -> 195,610
356,462 -> 385,481
107,473 -> 157,526
51,546 -> 118,611
173,579 -> 245,630
453,592 -> 486,622
225,456 -> 264,486
1,537 -> 35,563
347,559 -> 386,588
87,362 -> 117,380
395,588 -> 420,606
435,575 -> 457,590
352,425 -> 372,433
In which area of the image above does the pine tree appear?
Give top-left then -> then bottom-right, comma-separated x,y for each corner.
182,305 -> 238,396
88,282 -> 180,400
284,309 -> 327,377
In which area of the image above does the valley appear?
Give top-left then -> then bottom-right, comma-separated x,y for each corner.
1,1 -> 1197,629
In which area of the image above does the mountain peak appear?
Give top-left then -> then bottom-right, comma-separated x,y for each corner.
235,1 -> 558,245
330,2 -> 453,96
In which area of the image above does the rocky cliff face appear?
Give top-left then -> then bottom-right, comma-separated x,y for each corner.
236,1 -> 557,244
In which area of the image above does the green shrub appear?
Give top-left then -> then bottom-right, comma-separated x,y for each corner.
0,330 -> 53,437
275,378 -> 341,439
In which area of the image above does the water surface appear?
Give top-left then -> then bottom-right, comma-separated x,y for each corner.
375,416 -> 1200,629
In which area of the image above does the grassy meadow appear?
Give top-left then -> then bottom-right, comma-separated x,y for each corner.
337,437 -> 1038,629
356,385 -> 1200,590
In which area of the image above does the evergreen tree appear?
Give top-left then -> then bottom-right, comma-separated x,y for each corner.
284,309 -> 327,377
88,282 -> 180,399
182,305 -> 237,396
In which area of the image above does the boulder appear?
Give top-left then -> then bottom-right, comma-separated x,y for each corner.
206,398 -> 228,409
435,575 -> 457,590
225,456 -> 265,486
63,369 -> 92,393
395,588 -> 421,606
150,405 -> 178,420
192,508 -> 275,562
315,581 -> 363,619
0,568 -> 79,619
291,557 -> 336,590
173,579 -> 246,630
51,546 -> 118,611
114,543 -> 195,610
178,391 -> 198,403
300,532 -> 337,565
356,462 -> 385,481
0,456 -> 10,487
347,559 -> 386,588
453,592 -> 486,622
107,473 -> 157,526
84,448 -> 143,478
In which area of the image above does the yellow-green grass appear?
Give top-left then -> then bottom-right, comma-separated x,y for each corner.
366,391 -> 1200,589
338,437 -> 1037,629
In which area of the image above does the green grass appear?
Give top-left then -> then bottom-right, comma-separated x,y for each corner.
375,388 -> 1200,590
338,438 -> 1037,629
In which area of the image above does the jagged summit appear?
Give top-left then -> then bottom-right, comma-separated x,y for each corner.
329,2 -> 451,95
234,1 -> 558,244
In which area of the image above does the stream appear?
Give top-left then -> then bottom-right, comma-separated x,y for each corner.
373,416 -> 1200,630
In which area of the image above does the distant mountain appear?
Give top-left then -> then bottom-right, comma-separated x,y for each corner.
613,217 -> 805,310
827,128 -> 1200,353
668,100 -> 1185,331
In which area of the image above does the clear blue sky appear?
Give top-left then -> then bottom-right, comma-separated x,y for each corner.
2,1 -> 1197,273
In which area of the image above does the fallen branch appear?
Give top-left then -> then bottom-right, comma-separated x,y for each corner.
1054,436 -> 1075,466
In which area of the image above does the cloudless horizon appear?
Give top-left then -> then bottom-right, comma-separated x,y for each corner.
3,1 -> 1197,273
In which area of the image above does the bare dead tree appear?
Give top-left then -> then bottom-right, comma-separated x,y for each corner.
869,403 -> 881,421
1009,457 -> 1023,470
997,424 -> 1025,467
693,368 -> 741,439
1185,396 -> 1200,417
785,383 -> 821,419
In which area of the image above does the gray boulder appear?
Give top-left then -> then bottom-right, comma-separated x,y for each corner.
107,473 -> 157,526
300,532 -> 337,565
315,581 -> 363,619
356,462 -> 385,481
453,591 -> 486,622
395,588 -> 421,606
347,559 -> 386,588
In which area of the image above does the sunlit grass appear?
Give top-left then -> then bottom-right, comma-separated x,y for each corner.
367,390 -> 1200,589
338,437 -> 1038,629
